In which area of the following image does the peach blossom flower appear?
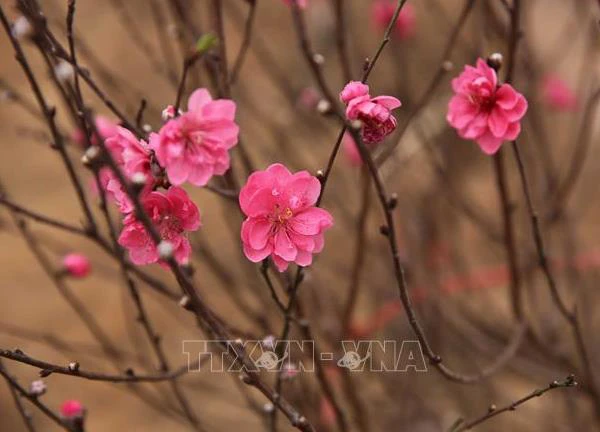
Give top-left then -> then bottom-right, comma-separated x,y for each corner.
447,58 -> 528,155
118,187 -> 201,265
372,1 -> 416,39
340,81 -> 401,144
150,88 -> 239,187
100,126 -> 152,213
239,163 -> 333,272
62,253 -> 91,278
542,75 -> 578,112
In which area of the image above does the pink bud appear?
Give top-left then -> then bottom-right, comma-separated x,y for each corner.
282,362 -> 299,380
62,253 -> 91,278
296,87 -> 320,110
161,105 -> 178,121
60,400 -> 85,419
542,75 -> 578,112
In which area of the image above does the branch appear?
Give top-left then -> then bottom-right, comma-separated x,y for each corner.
452,375 -> 577,431
0,349 -> 203,383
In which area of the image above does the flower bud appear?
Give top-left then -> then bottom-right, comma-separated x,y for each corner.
29,380 -> 46,396
161,105 -> 180,121
11,16 -> 32,40
316,99 -> 331,114
54,61 -> 75,83
486,53 -> 503,71
313,53 -> 325,65
157,241 -> 174,260
62,253 -> 91,278
60,400 -> 85,422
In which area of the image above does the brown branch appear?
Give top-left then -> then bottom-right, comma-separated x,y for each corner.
452,375 -> 577,431
0,349 -> 202,383
229,0 -> 257,85
0,361 -> 72,431
376,0 -> 477,165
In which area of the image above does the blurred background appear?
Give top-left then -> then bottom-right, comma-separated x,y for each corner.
1,0 -> 599,430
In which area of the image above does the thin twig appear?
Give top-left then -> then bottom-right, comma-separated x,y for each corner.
0,348 -> 201,382
452,375 -> 577,431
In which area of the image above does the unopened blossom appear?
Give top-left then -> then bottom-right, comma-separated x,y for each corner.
447,58 -> 528,155
296,87 -> 320,111
60,400 -> 85,419
118,187 -> 201,265
99,126 -> 153,213
150,88 -> 239,187
542,75 -> 578,112
161,105 -> 180,121
282,362 -> 300,380
12,16 -> 32,39
71,115 -> 119,147
340,81 -> 401,144
372,1 -> 416,39
62,253 -> 91,278
29,380 -> 47,396
239,164 -> 333,272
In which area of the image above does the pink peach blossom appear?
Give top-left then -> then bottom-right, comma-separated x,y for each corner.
62,253 -> 91,278
542,75 -> 578,112
447,58 -> 528,155
60,400 -> 84,419
97,126 -> 153,213
150,88 -> 239,187
239,164 -> 333,272
71,115 -> 119,147
372,1 -> 416,39
340,81 -> 401,144
342,133 -> 363,167
118,187 -> 200,265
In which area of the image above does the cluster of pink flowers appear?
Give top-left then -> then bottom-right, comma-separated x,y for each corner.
239,164 -> 333,272
340,81 -> 401,144
80,88 -> 237,266
372,0 -> 416,39
447,58 -> 528,155
74,54 -> 533,276
119,187 -> 201,265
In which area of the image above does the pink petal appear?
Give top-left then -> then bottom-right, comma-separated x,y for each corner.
272,254 -> 289,272
476,132 -> 503,155
243,242 -> 273,263
295,250 -> 313,267
371,95 -> 402,110
289,208 -> 333,235
202,100 -> 236,121
274,230 -> 297,261
488,108 -> 509,138
245,218 -> 273,250
187,88 -> 212,112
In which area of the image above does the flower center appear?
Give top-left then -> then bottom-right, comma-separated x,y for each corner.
271,204 -> 293,226
159,214 -> 183,240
